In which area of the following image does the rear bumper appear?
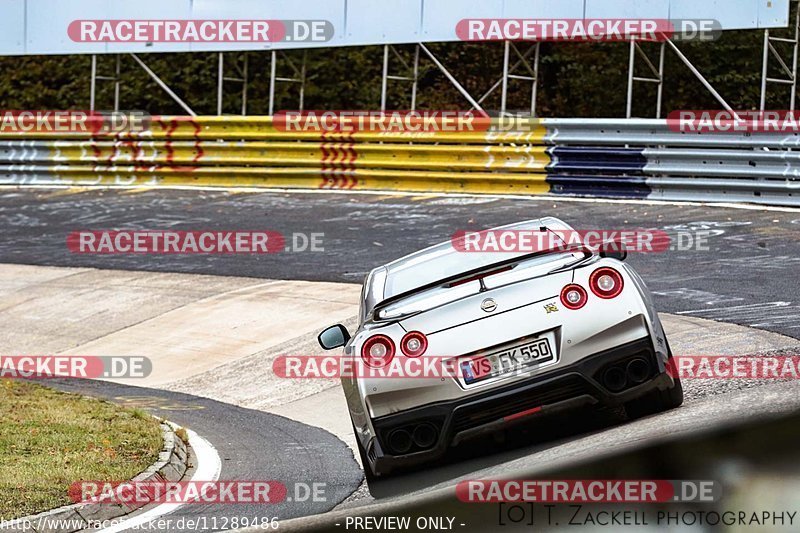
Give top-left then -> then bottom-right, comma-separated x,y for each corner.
366,336 -> 673,476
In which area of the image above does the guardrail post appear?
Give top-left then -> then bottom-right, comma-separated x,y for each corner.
761,1 -> 800,111
411,45 -> 420,110
379,45 -> 420,111
218,53 -> 249,116
298,51 -> 306,112
381,45 -> 390,111
114,55 -> 121,112
626,40 -> 635,118
761,30 -> 771,111
501,41 -> 510,115
90,54 -> 97,111
627,40 -> 665,118
242,53 -> 249,115
90,54 -> 123,112
269,50 -> 306,115
531,42 -> 540,117
656,42 -> 665,118
217,53 -> 224,116
269,51 -> 277,115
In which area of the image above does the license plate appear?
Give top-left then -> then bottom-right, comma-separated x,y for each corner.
460,338 -> 554,385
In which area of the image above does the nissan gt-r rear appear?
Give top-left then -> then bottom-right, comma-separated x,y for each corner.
318,217 -> 682,480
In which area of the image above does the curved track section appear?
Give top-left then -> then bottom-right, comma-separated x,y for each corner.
1,188 -> 799,337
2,188 -> 800,530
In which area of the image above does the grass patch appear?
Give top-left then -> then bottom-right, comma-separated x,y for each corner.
174,427 -> 189,445
0,379 -> 163,520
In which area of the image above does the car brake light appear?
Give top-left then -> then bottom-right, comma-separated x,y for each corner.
361,334 -> 395,367
560,284 -> 588,310
401,331 -> 428,357
590,267 -> 624,299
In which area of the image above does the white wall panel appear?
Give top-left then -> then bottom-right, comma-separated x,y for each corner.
0,0 -> 790,56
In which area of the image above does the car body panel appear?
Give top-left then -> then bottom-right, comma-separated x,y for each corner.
329,217 -> 674,476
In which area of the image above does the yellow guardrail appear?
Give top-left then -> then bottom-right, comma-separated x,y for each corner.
0,116 -> 549,144
4,115 -> 797,205
2,165 -> 550,194
37,141 -> 549,173
0,116 -> 552,194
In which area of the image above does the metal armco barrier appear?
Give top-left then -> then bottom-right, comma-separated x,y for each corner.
1,117 -> 799,206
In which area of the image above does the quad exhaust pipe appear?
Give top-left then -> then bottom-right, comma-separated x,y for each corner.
626,358 -> 650,384
387,429 -> 413,454
387,423 -> 439,455
412,423 -> 438,449
602,358 -> 651,392
603,366 -> 627,392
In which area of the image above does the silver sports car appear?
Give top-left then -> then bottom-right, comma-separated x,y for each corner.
318,217 -> 682,480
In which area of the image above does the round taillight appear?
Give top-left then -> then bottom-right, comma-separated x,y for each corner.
560,284 -> 588,310
361,335 -> 395,367
590,267 -> 624,299
401,331 -> 428,357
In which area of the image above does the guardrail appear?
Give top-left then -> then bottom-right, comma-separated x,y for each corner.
1,117 -> 798,206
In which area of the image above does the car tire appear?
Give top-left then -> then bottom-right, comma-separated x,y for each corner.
625,357 -> 684,419
353,425 -> 378,484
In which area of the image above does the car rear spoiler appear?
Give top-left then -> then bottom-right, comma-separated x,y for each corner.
371,244 -> 594,320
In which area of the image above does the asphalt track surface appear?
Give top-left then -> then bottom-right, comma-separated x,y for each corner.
1,188 -> 799,338
3,188 -> 800,530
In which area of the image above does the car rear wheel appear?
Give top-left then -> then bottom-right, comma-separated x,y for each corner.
625,373 -> 683,418
353,425 -> 378,484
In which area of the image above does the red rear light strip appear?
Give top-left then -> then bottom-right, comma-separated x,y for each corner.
503,406 -> 543,422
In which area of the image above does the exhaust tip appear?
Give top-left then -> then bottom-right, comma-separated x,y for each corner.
603,366 -> 627,392
626,358 -> 651,384
388,429 -> 413,455
412,423 -> 438,449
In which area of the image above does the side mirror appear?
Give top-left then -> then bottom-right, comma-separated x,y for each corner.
318,324 -> 351,350
599,240 -> 628,262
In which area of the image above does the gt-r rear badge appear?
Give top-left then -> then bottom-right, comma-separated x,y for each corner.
481,298 -> 497,313
544,303 -> 559,313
